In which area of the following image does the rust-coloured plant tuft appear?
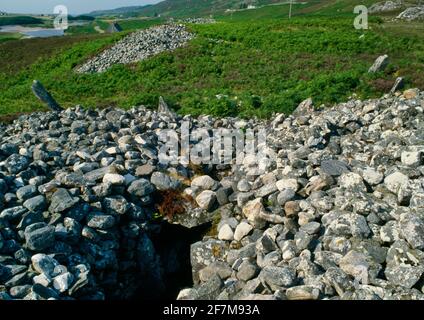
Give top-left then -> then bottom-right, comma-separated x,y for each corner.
156,189 -> 195,219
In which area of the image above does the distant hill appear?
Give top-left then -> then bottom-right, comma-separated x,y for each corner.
88,5 -> 153,17
0,16 -> 43,26
86,0 -> 421,18
87,0 -> 287,18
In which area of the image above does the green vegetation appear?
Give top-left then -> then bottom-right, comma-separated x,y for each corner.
84,0 -> 407,19
0,16 -> 43,26
1,15 -> 423,120
68,15 -> 95,21
0,33 -> 117,75
0,32 -> 22,43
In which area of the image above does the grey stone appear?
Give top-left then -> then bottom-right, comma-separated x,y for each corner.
196,274 -> 223,300
368,54 -> 389,73
102,196 -> 130,215
135,164 -> 156,176
31,254 -> 59,277
49,189 -> 79,213
399,212 -> 424,249
16,185 -> 38,201
277,189 -> 296,206
0,206 -> 27,220
151,172 -> 181,191
327,213 -> 371,238
23,196 -> 46,213
259,266 -> 296,290
191,175 -> 218,190
286,285 -> 320,300
237,179 -> 251,192
4,154 -> 30,174
199,261 -> 232,283
24,223 -> 55,251
237,260 -> 259,281
254,183 -> 278,198
300,222 -> 321,235
321,160 -> 350,177
87,215 -> 116,229
127,179 -> 155,197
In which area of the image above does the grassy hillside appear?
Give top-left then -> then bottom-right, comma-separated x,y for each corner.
86,0 -> 423,19
89,5 -> 153,17
1,15 -> 423,121
65,17 -> 165,35
88,0 -> 308,18
0,33 -> 117,75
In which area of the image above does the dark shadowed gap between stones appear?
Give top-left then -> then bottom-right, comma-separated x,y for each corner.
132,221 -> 212,300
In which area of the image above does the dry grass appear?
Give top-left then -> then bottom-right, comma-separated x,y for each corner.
156,189 -> 196,219
0,33 -> 111,74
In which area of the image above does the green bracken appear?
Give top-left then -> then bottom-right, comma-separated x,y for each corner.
0,14 -> 423,120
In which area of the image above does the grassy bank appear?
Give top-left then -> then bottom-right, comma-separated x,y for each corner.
0,32 -> 22,43
0,15 -> 423,120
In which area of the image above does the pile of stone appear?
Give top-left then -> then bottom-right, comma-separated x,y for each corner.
76,24 -> 194,73
369,1 -> 402,13
397,6 -> 424,21
1,86 -> 424,300
178,88 -> 424,300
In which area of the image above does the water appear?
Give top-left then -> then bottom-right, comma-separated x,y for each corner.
23,29 -> 64,38
0,25 -> 64,38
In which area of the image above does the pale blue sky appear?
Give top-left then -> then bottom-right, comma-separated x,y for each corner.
0,0 -> 161,15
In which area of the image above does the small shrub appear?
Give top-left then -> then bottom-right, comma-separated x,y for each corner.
155,189 -> 195,219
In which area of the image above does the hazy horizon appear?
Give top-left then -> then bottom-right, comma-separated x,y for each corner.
0,0 -> 162,15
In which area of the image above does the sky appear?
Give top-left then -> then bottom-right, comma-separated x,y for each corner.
0,0 -> 162,15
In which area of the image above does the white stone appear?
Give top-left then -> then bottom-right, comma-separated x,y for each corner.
33,273 -> 52,287
31,253 -> 58,277
234,222 -> 254,241
195,190 -> 216,210
105,146 -> 120,155
384,171 -> 409,194
242,198 -> 266,228
339,172 -> 366,191
191,175 -> 217,190
102,173 -> 125,185
237,179 -> 251,192
282,248 -> 296,261
177,288 -> 198,300
401,151 -> 422,167
361,167 -> 384,186
218,224 -> 234,241
276,178 -> 299,192
52,272 -> 74,293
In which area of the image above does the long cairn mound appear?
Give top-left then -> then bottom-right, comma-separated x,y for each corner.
76,24 -> 194,74
0,89 -> 424,300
